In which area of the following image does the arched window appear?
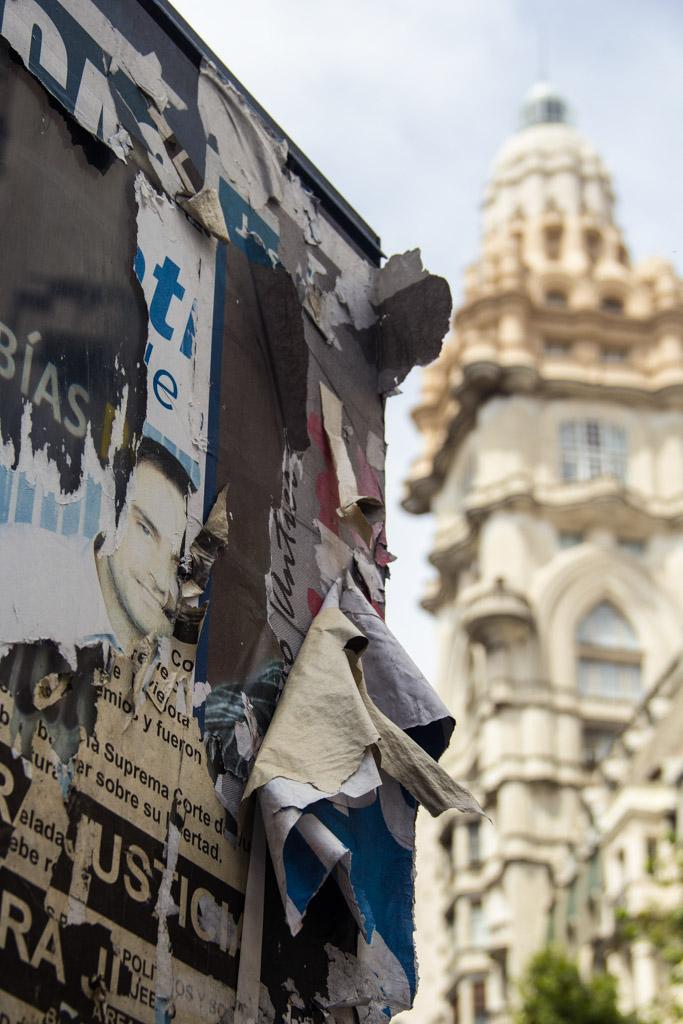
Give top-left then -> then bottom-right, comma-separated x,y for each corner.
559,420 -> 628,482
576,601 -> 641,701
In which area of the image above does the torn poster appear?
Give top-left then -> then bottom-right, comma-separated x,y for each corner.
245,580 -> 480,1017
0,1 -> 454,1021
319,381 -> 384,547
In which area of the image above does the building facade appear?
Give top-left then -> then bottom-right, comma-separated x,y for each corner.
402,82 -> 683,1024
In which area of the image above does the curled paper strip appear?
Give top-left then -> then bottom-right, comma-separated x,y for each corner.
243,589 -> 481,941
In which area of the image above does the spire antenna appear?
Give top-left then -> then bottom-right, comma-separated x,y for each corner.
536,5 -> 548,81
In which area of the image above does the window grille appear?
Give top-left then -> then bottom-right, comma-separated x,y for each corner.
576,602 -> 641,701
577,659 -> 641,700
559,420 -> 628,482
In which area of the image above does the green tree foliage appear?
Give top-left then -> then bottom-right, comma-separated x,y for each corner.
616,835 -> 683,1021
516,947 -> 641,1024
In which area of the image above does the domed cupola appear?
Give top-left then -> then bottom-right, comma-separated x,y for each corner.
404,78 -> 683,520
483,79 -> 616,239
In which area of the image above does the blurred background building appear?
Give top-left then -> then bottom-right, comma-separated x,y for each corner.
401,81 -> 683,1024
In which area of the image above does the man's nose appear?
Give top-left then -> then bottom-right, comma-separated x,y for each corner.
147,541 -> 176,596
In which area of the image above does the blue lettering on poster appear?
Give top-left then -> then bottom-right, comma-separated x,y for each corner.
218,178 -> 280,267
150,258 -> 186,341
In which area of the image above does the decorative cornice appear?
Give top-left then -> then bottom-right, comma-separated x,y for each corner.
404,352 -> 683,519
419,481 -> 683,611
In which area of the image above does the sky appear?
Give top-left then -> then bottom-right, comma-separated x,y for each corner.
173,0 -> 683,685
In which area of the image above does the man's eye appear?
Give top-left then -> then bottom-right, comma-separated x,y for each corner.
138,520 -> 152,538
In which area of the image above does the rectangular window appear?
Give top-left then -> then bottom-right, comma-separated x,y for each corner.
470,899 -> 487,946
582,728 -> 616,766
602,345 -> 628,363
560,420 -> 628,483
473,979 -> 487,1024
578,658 -> 641,700
603,424 -> 628,479
468,821 -> 481,866
646,837 -> 658,875
544,338 -> 571,358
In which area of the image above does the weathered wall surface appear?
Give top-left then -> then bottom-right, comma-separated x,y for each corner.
0,2 -> 463,1022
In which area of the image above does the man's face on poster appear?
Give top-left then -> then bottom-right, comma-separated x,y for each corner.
107,460 -> 186,638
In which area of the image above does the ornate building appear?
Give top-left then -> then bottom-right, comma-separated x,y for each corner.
402,82 -> 683,1024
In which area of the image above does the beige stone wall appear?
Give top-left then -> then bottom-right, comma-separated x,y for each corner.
402,83 -> 683,1024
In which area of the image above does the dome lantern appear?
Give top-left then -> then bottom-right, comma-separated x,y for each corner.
520,79 -> 570,128
483,82 -> 615,237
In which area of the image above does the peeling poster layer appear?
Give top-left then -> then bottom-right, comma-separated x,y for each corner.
0,2 -> 468,1022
